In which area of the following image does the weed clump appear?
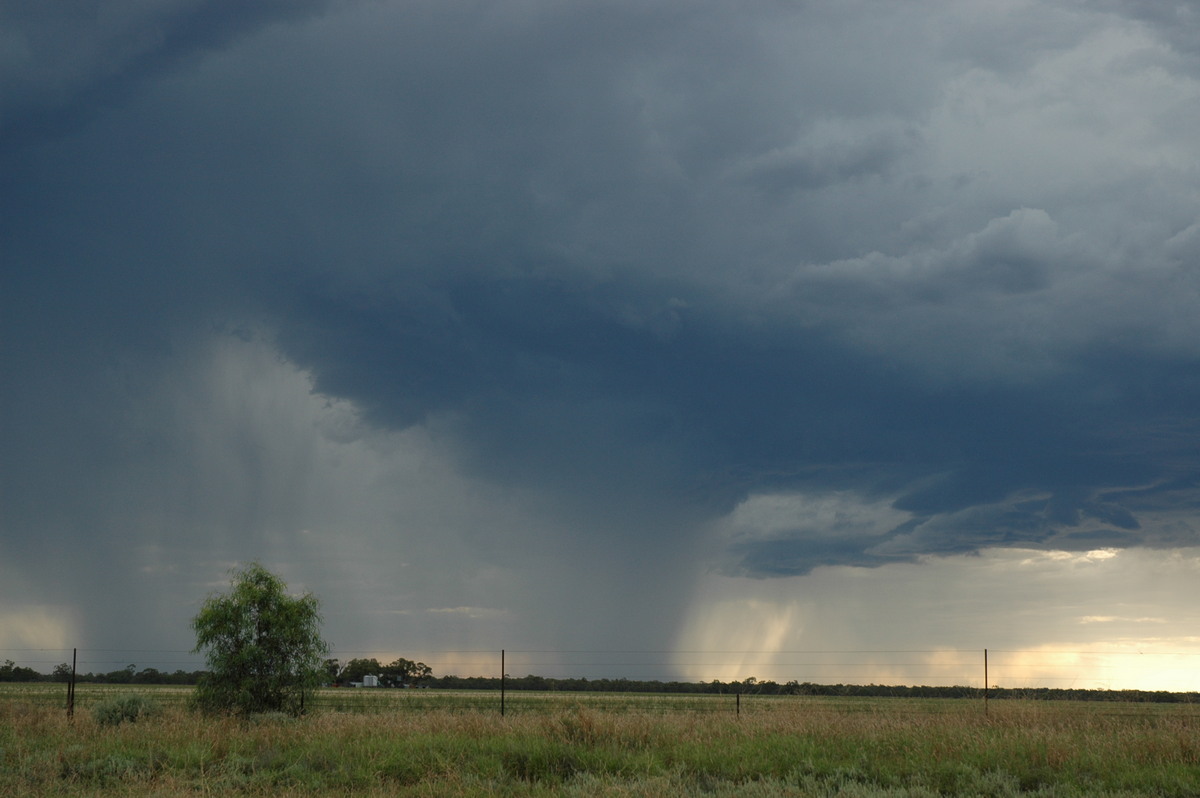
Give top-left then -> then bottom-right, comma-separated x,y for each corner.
92,694 -> 158,727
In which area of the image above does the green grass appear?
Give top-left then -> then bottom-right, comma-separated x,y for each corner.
3,685 -> 1200,795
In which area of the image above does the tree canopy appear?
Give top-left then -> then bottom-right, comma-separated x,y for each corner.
192,562 -> 328,715
331,656 -> 433,687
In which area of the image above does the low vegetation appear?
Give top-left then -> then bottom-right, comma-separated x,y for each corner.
91,693 -> 160,727
4,687 -> 1200,796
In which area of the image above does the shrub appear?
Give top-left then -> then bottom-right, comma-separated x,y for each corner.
92,693 -> 158,726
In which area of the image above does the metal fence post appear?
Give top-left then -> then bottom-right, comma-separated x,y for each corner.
984,648 -> 988,716
67,648 -> 77,719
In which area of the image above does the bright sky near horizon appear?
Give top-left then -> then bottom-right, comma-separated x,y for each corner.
4,1 -> 1200,690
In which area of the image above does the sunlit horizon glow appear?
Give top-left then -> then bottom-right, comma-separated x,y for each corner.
671,546 -> 1200,691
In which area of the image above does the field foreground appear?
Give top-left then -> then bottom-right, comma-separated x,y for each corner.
3,691 -> 1200,796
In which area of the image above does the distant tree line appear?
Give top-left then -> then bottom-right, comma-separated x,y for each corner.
0,659 -> 207,684
3,658 -> 1196,703
0,660 -> 44,682
422,674 -> 1200,703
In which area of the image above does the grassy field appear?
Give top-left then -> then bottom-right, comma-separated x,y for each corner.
3,685 -> 1200,796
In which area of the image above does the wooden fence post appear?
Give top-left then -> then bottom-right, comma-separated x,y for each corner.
501,649 -> 505,717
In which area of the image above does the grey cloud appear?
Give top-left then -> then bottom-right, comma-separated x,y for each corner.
0,0 -> 339,145
935,2 -> 1104,73
728,535 -> 896,577
1096,1 -> 1200,62
731,121 -> 920,197
724,489 -> 1155,578
778,208 -> 1200,385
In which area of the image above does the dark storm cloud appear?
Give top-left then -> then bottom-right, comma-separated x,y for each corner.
3,0 -> 1200,658
0,0 -> 339,146
268,250 -> 1200,574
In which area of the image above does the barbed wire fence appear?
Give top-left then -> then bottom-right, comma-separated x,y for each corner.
3,646 -> 1199,716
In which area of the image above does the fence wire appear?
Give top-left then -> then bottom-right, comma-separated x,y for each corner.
4,646 -> 1200,716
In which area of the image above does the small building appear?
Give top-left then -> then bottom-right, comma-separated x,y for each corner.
362,674 -> 379,688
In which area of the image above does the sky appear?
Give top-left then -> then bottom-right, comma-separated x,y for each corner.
3,0 -> 1200,690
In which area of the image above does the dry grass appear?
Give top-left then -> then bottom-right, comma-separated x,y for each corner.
2,692 -> 1199,796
